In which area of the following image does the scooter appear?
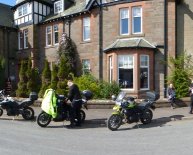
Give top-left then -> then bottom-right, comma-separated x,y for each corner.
0,90 -> 38,120
107,91 -> 159,131
37,90 -> 93,127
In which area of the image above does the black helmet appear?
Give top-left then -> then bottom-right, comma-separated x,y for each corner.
82,90 -> 93,100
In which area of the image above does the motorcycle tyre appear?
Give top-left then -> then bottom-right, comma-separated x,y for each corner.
37,111 -> 52,127
140,109 -> 153,124
22,107 -> 34,120
107,114 -> 122,131
0,107 -> 3,116
80,110 -> 86,123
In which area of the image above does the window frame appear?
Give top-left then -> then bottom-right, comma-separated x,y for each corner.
23,29 -> 28,49
109,56 -> 113,83
46,26 -> 52,46
54,0 -> 63,14
132,6 -> 142,34
82,59 -> 91,75
83,17 -> 91,41
118,55 -> 134,90
120,8 -> 129,35
140,55 -> 149,90
53,24 -> 59,45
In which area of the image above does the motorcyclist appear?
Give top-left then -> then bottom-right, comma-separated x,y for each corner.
66,76 -> 82,128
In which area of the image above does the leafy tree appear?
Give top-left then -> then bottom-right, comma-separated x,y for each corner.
16,60 -> 28,97
167,52 -> 193,98
39,59 -> 51,97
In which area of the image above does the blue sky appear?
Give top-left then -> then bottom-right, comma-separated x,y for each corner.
0,0 -> 15,6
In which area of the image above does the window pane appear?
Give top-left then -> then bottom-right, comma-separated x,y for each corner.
140,68 -> 148,89
121,19 -> 128,34
134,17 -> 141,33
133,7 -> 142,34
82,59 -> 90,74
24,29 -> 28,48
118,55 -> 133,89
120,9 -> 129,35
54,25 -> 59,44
83,17 -> 90,41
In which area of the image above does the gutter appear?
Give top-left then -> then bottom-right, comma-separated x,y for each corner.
164,0 -> 168,98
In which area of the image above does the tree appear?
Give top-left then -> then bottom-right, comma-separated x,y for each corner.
0,55 -> 5,89
39,59 -> 51,97
26,58 -> 41,93
56,56 -> 69,95
16,60 -> 28,97
167,52 -> 193,98
58,33 -> 77,74
50,63 -> 58,90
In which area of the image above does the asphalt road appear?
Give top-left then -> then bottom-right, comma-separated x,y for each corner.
0,107 -> 193,155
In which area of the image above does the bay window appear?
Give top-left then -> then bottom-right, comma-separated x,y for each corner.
140,55 -> 149,89
118,55 -> 133,89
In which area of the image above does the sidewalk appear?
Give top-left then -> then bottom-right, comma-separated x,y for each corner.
83,106 -> 193,125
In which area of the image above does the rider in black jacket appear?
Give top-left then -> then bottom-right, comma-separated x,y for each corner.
66,76 -> 82,127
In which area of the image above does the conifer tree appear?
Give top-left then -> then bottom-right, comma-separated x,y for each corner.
16,60 -> 28,97
50,63 -> 58,90
38,59 -> 51,97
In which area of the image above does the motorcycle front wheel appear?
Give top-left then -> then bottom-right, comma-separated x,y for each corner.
0,107 -> 3,116
107,114 -> 122,131
140,109 -> 153,124
80,110 -> 86,122
22,107 -> 34,120
37,111 -> 52,127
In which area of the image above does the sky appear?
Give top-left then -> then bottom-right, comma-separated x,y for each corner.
0,0 -> 16,6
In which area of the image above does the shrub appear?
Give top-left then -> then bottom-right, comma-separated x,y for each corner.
74,74 -> 120,99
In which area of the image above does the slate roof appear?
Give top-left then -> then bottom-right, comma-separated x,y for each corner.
42,0 -> 87,23
0,3 -> 14,28
104,38 -> 156,52
16,0 -> 52,5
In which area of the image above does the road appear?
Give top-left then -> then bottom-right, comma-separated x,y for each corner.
0,107 -> 193,155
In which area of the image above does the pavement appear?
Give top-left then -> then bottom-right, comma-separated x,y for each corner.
79,106 -> 193,126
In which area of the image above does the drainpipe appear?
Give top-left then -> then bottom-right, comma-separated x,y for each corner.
99,0 -> 103,80
164,0 -> 168,98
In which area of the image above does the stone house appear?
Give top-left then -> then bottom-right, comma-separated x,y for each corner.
1,0 -> 192,98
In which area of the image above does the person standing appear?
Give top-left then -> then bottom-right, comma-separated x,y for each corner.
168,83 -> 176,109
189,82 -> 193,114
66,76 -> 82,128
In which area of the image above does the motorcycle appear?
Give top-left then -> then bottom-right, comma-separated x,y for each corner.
0,90 -> 38,120
107,91 -> 160,131
37,90 -> 93,127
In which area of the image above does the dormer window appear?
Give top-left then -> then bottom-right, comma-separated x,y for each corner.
54,0 -> 63,14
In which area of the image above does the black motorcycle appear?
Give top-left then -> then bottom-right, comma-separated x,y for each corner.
0,90 -> 38,120
37,90 -> 93,127
107,91 -> 160,131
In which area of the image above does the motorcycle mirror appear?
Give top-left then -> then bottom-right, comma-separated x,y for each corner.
111,95 -> 116,101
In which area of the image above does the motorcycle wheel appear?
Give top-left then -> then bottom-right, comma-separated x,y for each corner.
0,107 -> 3,116
37,111 -> 51,127
22,107 -> 34,120
140,109 -> 153,124
80,110 -> 86,123
107,114 -> 122,131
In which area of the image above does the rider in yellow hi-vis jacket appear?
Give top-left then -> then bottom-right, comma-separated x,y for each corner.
41,89 -> 57,118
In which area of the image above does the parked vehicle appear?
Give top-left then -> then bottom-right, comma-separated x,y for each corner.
0,90 -> 38,120
107,91 -> 160,131
37,90 -> 93,127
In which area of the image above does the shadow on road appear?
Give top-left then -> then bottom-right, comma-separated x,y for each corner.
117,115 -> 185,131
